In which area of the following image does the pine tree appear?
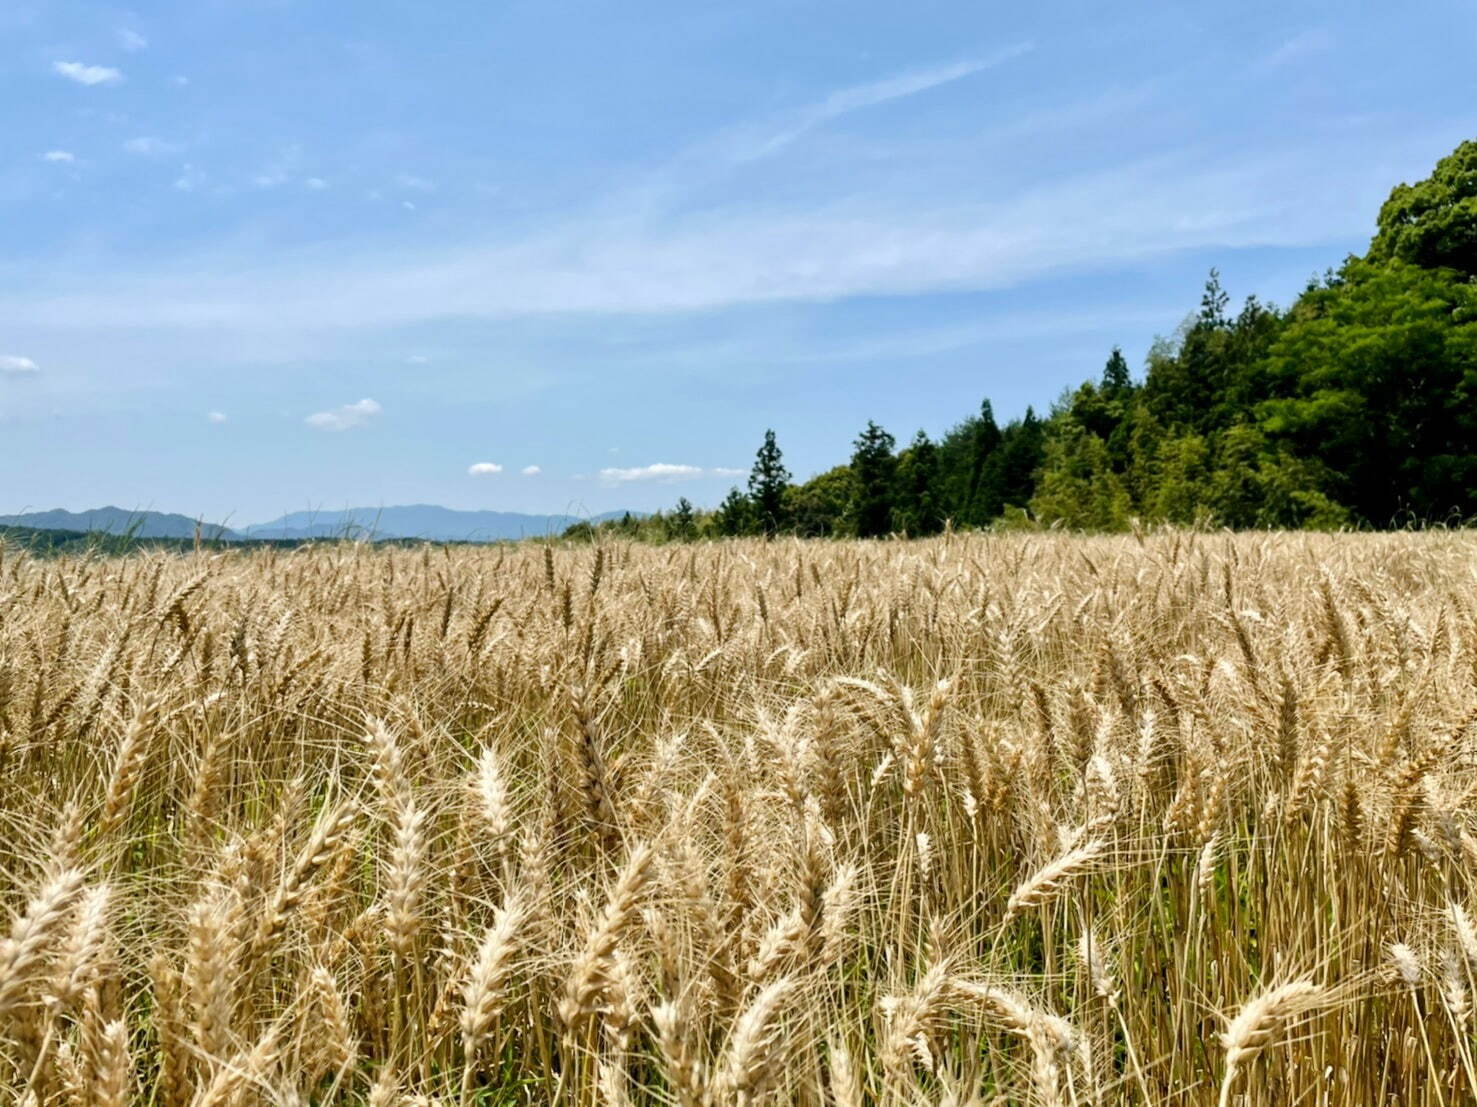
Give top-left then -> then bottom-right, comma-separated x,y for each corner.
670,496 -> 695,540
849,421 -> 897,538
895,430 -> 944,536
1101,346 -> 1131,395
748,429 -> 791,537
714,487 -> 753,537
964,399 -> 1004,525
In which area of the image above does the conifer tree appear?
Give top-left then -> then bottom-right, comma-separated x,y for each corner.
849,421 -> 897,538
748,429 -> 791,537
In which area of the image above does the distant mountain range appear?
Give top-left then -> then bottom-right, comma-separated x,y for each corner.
0,507 -> 241,540
0,504 -> 635,543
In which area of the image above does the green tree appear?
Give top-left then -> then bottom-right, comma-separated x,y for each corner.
713,487 -> 753,537
1256,257 -> 1477,523
1030,423 -> 1131,530
849,421 -> 897,538
1101,346 -> 1132,396
786,466 -> 857,537
1369,139 -> 1477,277
748,429 -> 791,536
984,408 -> 1046,511
894,430 -> 944,536
669,496 -> 696,540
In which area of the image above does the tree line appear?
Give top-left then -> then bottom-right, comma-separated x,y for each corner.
572,140 -> 1477,541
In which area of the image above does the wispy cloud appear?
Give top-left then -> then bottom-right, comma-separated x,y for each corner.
124,136 -> 177,156
305,397 -> 381,431
721,43 -> 1034,163
520,465 -> 541,476
117,28 -> 148,52
599,463 -> 738,484
467,461 -> 503,476
52,61 -> 122,86
40,150 -> 75,163
396,174 -> 436,192
1,355 -> 39,374
206,410 -> 227,424
405,354 -> 429,365
1261,29 -> 1334,69
305,177 -> 329,191
173,164 -> 205,192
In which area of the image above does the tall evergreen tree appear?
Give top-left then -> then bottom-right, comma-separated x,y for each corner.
1101,346 -> 1132,395
895,430 -> 944,536
670,496 -> 696,540
849,421 -> 897,538
748,429 -> 791,536
964,399 -> 1004,525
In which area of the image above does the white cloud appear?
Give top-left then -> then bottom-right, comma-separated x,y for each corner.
1261,29 -> 1334,69
171,75 -> 189,87
53,61 -> 122,86
0,355 -> 39,375
405,354 -> 429,364
520,465 -> 541,476
305,397 -> 381,431
173,164 -> 204,192
118,29 -> 148,52
709,467 -> 746,478
599,463 -> 705,485
468,462 -> 504,476
40,150 -> 75,163
206,410 -> 227,424
305,177 -> 329,191
397,174 -> 435,192
401,200 -> 416,211
124,136 -> 175,156
720,44 -> 1034,163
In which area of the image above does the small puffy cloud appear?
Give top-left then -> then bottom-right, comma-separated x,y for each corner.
118,29 -> 148,51
124,136 -> 175,155
171,75 -> 189,87
305,397 -> 381,431
0,355 -> 39,375
53,61 -> 123,86
520,465 -> 541,476
41,150 -> 76,163
173,164 -> 204,191
401,200 -> 417,211
468,462 -> 503,476
206,411 -> 227,424
600,463 -> 705,485
710,467 -> 746,478
405,354 -> 429,365
396,173 -> 435,192
305,177 -> 329,191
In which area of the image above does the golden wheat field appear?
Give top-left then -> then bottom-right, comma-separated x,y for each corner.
1,532 -> 1475,1106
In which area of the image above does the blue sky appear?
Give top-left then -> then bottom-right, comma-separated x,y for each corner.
2,1 -> 1474,524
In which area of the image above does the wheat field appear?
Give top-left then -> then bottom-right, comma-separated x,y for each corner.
0,532 -> 1474,1105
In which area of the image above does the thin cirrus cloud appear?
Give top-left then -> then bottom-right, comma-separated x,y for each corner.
1,355 -> 39,375
520,465 -> 541,477
718,43 -> 1034,164
52,61 -> 123,86
118,29 -> 148,52
123,137 -> 177,156
304,397 -> 381,431
467,462 -> 503,476
599,463 -> 738,485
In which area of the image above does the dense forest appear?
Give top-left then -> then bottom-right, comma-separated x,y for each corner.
577,139 -> 1477,541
